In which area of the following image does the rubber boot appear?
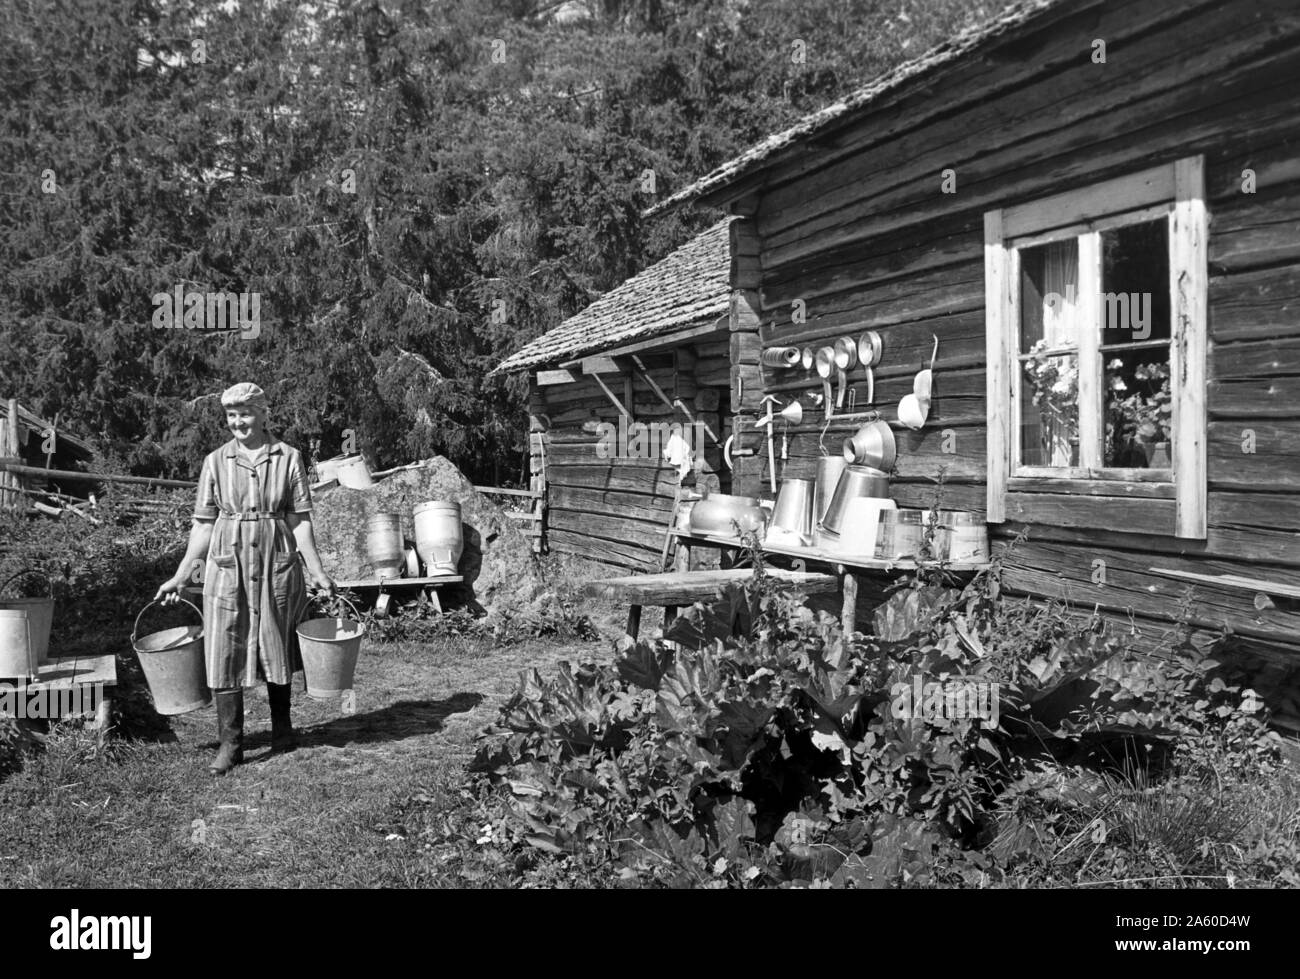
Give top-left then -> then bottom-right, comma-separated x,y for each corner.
209,688 -> 245,776
268,681 -> 298,752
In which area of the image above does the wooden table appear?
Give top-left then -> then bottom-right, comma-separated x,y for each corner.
585,568 -> 840,640
760,538 -> 991,633
2,651 -> 117,740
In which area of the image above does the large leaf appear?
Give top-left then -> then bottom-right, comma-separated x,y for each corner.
873,586 -> 961,643
617,641 -> 673,691
664,583 -> 755,650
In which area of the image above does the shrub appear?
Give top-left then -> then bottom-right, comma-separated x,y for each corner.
459,549 -> 1286,887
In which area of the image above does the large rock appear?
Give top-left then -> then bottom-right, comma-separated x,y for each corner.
309,457 -> 545,614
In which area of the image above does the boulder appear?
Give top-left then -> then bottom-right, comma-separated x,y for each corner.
309,457 -> 545,614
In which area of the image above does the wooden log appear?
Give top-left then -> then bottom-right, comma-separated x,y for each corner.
547,530 -> 658,570
0,461 -> 196,489
1210,490 -> 1300,531
731,290 -> 762,331
1208,377 -> 1300,419
756,13 -> 1300,269
1000,539 -> 1300,646
998,520 -> 1300,569
751,0 -> 1227,225
1211,336 -> 1300,379
1208,263 -> 1300,342
1208,420 -> 1300,490
584,568 -> 839,605
1004,492 -> 1174,534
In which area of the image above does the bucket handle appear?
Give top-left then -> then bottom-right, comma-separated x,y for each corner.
307,592 -> 362,624
0,568 -> 52,598
132,597 -> 203,645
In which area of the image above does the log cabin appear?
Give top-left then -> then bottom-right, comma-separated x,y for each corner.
492,218 -> 773,570
644,0 -> 1300,728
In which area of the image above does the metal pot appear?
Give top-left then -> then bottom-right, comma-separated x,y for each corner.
688,492 -> 767,537
819,465 -> 890,536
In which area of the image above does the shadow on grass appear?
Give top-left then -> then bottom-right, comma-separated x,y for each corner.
242,692 -> 485,754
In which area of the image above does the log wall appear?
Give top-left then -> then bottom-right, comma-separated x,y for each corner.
747,0 -> 1300,727
532,335 -> 735,571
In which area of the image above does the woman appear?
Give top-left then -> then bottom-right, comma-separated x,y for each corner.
155,383 -> 335,775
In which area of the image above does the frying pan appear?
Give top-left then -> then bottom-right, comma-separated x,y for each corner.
833,337 -> 857,408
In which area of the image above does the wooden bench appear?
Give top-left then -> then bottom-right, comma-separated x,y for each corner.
332,575 -> 464,613
584,567 -> 840,640
2,652 -> 117,743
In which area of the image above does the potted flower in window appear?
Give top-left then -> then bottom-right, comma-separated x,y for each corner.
1023,339 -> 1080,466
1106,359 -> 1171,468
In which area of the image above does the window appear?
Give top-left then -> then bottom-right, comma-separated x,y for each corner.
984,157 -> 1208,538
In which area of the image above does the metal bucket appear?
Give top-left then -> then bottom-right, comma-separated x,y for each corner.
0,609 -> 38,680
0,570 -> 53,667
132,599 -> 211,715
414,500 -> 464,574
771,478 -> 814,538
820,465 -> 890,536
366,513 -> 404,579
297,596 -> 365,700
335,457 -> 377,488
814,455 -> 848,523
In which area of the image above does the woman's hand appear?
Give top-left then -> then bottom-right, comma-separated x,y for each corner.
154,575 -> 187,605
307,570 -> 335,597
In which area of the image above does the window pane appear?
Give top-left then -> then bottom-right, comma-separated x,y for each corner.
1021,353 -> 1079,468
1105,349 -> 1172,468
1020,239 -> 1081,468
1100,219 -> 1170,344
1020,239 -> 1081,354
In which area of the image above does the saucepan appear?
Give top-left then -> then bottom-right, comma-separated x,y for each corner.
833,337 -> 857,409
815,346 -> 836,418
857,330 -> 883,409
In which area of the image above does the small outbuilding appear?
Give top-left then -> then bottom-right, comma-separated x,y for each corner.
492,218 -> 773,569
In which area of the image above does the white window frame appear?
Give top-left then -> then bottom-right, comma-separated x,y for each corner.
984,156 -> 1207,539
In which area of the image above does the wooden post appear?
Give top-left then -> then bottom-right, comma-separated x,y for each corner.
840,570 -> 858,635
2,399 -> 19,511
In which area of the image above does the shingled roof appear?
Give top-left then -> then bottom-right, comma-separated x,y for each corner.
493,217 -> 734,375
644,0 -> 1065,217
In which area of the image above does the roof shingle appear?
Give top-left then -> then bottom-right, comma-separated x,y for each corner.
493,218 -> 734,375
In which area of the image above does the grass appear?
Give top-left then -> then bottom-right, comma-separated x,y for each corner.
4,549 -> 1296,889
0,626 -> 623,888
